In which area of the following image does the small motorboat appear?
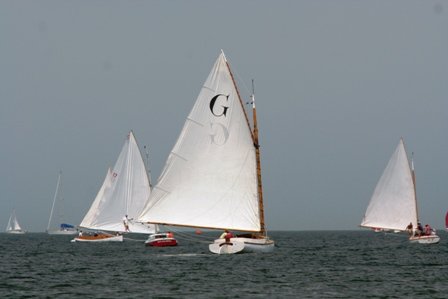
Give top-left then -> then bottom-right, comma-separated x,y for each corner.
145,232 -> 177,247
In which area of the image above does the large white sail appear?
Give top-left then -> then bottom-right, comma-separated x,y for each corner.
139,52 -> 260,232
79,131 -> 156,234
361,138 -> 418,231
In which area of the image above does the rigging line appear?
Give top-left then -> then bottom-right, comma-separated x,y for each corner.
231,63 -> 252,96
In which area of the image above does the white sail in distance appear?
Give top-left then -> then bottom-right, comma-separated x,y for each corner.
6,210 -> 23,232
79,131 -> 156,234
361,138 -> 418,231
139,52 -> 260,232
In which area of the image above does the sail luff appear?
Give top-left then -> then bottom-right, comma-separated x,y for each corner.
410,153 -> 419,223
401,138 -> 419,227
143,145 -> 152,188
125,132 -> 133,216
224,59 -> 255,144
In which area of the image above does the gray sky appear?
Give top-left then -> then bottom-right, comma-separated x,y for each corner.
1,1 -> 447,232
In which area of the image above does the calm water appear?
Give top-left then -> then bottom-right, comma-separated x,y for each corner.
1,231 -> 447,298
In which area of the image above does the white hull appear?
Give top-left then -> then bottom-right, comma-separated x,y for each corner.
6,230 -> 25,234
209,240 -> 245,254
71,235 -> 123,242
47,230 -> 77,235
209,237 -> 275,254
409,234 -> 440,244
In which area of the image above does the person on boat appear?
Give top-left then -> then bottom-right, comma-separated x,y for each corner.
219,229 -> 229,239
415,222 -> 423,236
78,230 -> 83,237
225,231 -> 233,243
167,231 -> 174,238
406,223 -> 413,235
122,215 -> 130,232
219,230 -> 234,243
424,224 -> 433,236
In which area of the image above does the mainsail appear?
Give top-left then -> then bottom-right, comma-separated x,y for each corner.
79,131 -> 155,234
139,52 -> 260,232
361,138 -> 418,231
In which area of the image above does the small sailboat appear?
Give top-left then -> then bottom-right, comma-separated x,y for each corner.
47,171 -> 77,235
72,131 -> 156,242
138,51 -> 274,254
5,210 -> 25,234
361,138 -> 440,244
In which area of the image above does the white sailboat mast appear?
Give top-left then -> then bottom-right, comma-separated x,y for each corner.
47,171 -> 62,231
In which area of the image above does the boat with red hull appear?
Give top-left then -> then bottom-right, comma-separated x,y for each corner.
145,233 -> 177,247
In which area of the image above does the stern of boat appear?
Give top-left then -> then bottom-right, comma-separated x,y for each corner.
409,234 -> 440,244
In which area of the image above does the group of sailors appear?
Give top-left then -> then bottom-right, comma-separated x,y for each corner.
406,222 -> 435,237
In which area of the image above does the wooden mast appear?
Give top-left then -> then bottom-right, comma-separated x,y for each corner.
224,54 -> 266,236
250,80 -> 266,236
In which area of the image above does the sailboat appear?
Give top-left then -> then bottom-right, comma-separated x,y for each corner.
138,51 -> 275,254
72,131 -> 156,242
5,210 -> 25,234
47,171 -> 77,235
361,138 -> 440,244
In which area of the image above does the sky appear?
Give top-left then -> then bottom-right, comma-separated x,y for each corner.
1,0 -> 447,232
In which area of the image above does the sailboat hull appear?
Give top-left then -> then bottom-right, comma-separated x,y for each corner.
47,230 -> 77,235
6,230 -> 25,234
145,233 -> 178,247
71,234 -> 123,242
209,241 -> 245,254
409,234 -> 440,244
210,237 -> 275,254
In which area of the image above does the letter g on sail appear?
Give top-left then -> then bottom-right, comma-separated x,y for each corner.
209,94 -> 229,117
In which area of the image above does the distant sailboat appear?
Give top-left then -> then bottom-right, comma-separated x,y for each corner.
138,51 -> 275,254
6,210 -> 25,234
361,138 -> 440,244
47,171 -> 77,235
72,131 -> 156,242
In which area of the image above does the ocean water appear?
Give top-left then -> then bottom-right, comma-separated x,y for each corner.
1,231 -> 447,298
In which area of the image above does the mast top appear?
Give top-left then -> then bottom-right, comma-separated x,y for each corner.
251,79 -> 256,109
